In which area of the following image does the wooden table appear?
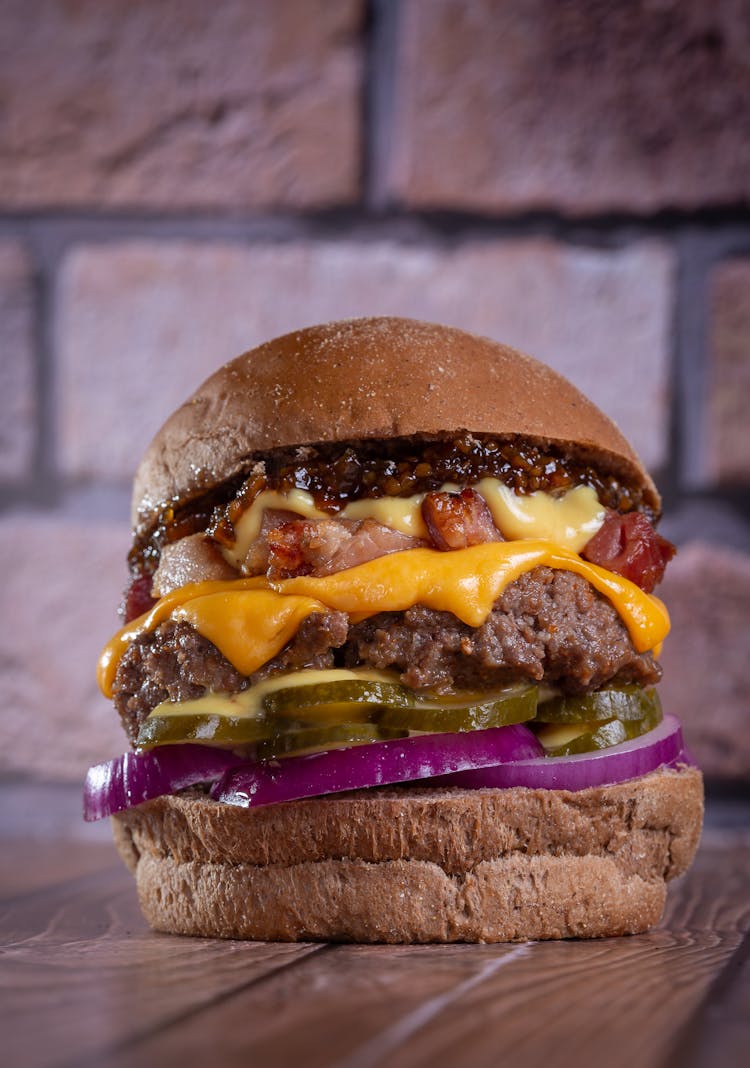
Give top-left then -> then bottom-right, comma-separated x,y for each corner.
2,796 -> 748,1068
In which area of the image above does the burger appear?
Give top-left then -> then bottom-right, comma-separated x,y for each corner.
85,316 -> 702,943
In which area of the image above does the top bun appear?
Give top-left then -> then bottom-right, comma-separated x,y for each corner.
132,317 -> 658,529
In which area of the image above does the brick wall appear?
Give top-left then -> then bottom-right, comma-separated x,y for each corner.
1,0 -> 748,787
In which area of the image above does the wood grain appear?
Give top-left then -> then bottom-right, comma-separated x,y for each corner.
1,819 -> 747,1068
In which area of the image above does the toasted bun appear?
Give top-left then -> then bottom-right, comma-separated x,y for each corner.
132,317 -> 658,530
111,765 -> 702,943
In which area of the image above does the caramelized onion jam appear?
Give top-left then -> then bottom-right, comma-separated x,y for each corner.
130,433 -> 650,576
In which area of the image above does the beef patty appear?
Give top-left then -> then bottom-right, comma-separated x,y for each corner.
113,567 -> 661,743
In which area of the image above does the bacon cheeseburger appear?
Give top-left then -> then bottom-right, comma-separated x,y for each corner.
85,317 -> 702,942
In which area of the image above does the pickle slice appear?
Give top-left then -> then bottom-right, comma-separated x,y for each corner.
136,713 -> 272,751
263,679 -> 411,722
264,677 -> 538,731
378,685 -> 538,733
266,700 -> 377,726
257,723 -> 408,760
535,686 -> 662,724
536,699 -> 663,757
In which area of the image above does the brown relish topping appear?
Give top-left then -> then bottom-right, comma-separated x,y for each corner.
130,433 -> 649,576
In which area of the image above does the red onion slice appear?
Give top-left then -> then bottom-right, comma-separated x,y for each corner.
435,715 -> 689,792
211,725 -> 544,809
83,717 -> 695,821
83,745 -> 243,822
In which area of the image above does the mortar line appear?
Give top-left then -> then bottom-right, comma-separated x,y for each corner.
363,0 -> 402,210
0,211 -> 749,249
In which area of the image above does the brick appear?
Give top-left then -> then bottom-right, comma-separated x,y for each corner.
658,542 -> 750,781
0,242 -> 35,481
0,515 -> 130,782
388,0 -> 750,213
57,238 -> 672,483
0,0 -> 362,210
707,260 -> 750,485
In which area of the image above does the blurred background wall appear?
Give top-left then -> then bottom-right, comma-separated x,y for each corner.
0,0 -> 748,794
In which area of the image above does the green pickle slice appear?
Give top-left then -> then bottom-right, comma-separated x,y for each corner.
535,694 -> 663,757
378,684 -> 538,733
263,679 -> 411,721
535,685 -> 662,724
257,723 -> 409,760
264,677 -> 538,733
136,713 -> 272,750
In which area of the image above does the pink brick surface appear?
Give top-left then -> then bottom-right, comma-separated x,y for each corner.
0,515 -> 130,781
659,542 -> 750,780
0,242 -> 35,481
707,260 -> 750,485
388,0 -> 750,213
0,0 -> 362,210
57,238 -> 672,483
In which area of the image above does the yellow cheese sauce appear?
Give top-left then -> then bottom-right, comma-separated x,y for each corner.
98,542 -> 669,698
146,667 -> 397,721
476,480 -> 604,553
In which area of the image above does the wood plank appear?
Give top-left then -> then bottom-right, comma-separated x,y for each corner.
93,826 -> 750,1068
97,940 -> 531,1068
0,864 -> 324,1068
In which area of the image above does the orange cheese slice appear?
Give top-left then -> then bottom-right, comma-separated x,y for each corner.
98,542 -> 670,698
97,576 -> 268,698
174,590 -> 326,678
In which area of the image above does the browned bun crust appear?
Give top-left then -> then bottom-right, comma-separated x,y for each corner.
132,317 -> 659,530
111,765 -> 702,943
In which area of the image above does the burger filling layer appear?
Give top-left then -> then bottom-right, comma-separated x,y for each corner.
113,566 -> 660,745
110,437 -> 675,758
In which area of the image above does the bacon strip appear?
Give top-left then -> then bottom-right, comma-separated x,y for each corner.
323,519 -> 423,575
421,488 -> 502,551
581,510 -> 676,593
121,574 -> 157,623
264,517 -> 425,579
244,509 -> 304,575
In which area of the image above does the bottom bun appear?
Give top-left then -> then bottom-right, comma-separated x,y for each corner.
111,765 -> 703,943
